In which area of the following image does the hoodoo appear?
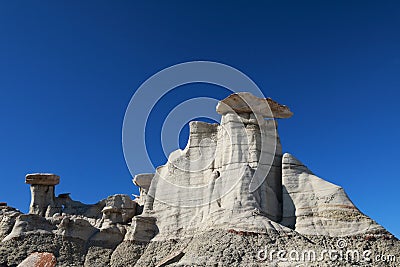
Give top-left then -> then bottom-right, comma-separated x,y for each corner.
137,93 -> 293,241
25,173 -> 60,217
0,92 -> 398,266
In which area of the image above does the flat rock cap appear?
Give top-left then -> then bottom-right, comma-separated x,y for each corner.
216,92 -> 293,119
25,173 -> 60,185
133,173 -> 154,189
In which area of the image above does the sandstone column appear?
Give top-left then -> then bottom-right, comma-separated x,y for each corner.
25,173 -> 60,217
133,173 -> 153,207
215,92 -> 293,222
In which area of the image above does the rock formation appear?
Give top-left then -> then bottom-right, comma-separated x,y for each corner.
280,154 -> 384,236
0,92 -> 398,266
25,173 -> 60,217
139,92 -> 289,241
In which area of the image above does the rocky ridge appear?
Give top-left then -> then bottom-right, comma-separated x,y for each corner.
0,92 -> 398,266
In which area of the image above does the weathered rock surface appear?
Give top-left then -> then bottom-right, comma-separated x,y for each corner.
216,92 -> 293,118
25,174 -> 60,186
0,206 -> 21,241
281,153 -> 384,236
133,229 -> 399,267
0,92 -> 398,266
133,174 -> 153,207
26,174 -> 60,217
140,116 -> 284,241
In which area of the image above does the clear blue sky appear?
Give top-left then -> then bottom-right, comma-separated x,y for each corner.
0,1 -> 399,237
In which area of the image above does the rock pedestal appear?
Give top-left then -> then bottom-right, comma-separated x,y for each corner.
140,93 -> 292,239
25,173 -> 59,217
216,110 -> 283,222
133,174 -> 153,207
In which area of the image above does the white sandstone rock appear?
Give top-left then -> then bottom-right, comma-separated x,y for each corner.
139,94 -> 286,241
133,174 -> 154,206
281,153 -> 384,236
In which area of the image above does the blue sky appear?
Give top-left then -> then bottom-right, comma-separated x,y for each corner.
0,1 -> 399,237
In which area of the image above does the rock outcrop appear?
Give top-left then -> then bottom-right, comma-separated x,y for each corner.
0,92 -> 398,266
25,173 -> 60,217
0,206 -> 21,241
140,97 -> 286,240
281,153 -> 384,236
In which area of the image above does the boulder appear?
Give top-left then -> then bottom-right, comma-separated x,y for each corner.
17,252 -> 56,267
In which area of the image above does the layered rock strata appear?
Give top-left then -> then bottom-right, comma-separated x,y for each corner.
281,153 -> 384,236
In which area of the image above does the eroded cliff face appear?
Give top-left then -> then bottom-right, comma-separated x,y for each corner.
0,92 -> 398,267
141,115 -> 284,241
281,153 -> 384,236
